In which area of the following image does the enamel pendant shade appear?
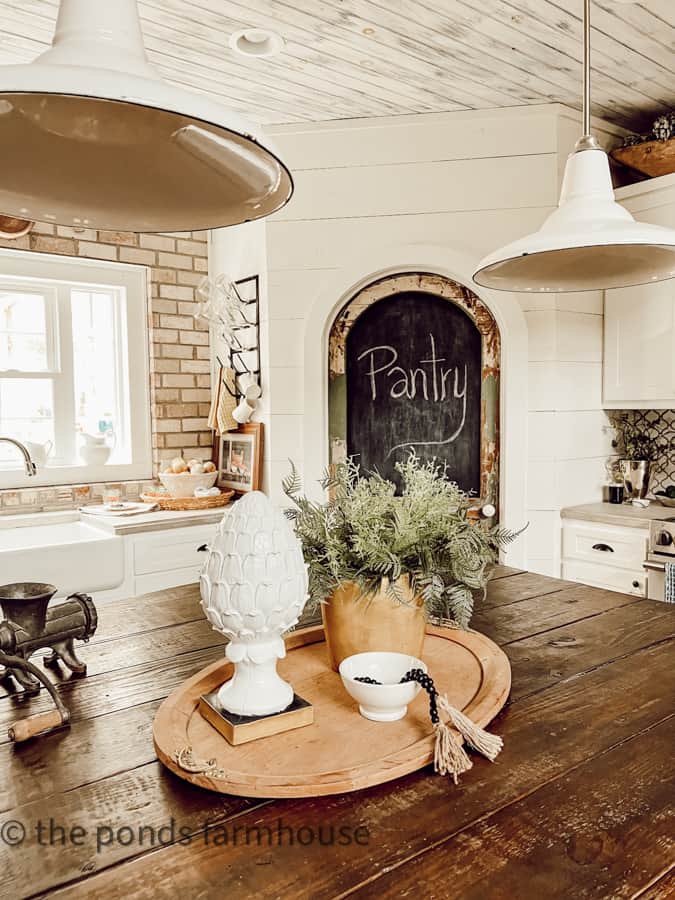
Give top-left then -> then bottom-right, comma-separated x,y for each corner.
0,0 -> 293,233
473,0 -> 675,293
473,147 -> 675,292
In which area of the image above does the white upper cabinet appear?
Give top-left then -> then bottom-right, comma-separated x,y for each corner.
603,279 -> 675,406
603,174 -> 675,409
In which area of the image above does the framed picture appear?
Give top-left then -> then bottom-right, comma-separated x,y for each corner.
213,423 -> 264,494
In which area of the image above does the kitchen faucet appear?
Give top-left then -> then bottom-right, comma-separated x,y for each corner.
0,437 -> 37,476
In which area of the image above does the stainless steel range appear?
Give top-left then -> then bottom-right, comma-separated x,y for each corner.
644,517 -> 675,601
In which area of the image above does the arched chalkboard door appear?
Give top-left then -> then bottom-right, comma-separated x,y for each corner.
328,272 -> 500,505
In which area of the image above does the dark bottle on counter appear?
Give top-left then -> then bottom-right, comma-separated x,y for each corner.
608,484 -> 624,504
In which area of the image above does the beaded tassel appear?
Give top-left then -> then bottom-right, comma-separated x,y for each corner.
436,694 -> 504,763
433,719 -> 473,783
356,667 -> 503,783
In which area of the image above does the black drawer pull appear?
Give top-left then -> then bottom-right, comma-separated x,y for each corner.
592,543 -> 614,552
197,544 -> 209,552
632,580 -> 640,589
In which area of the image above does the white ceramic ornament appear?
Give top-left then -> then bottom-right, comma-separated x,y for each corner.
199,491 -> 309,717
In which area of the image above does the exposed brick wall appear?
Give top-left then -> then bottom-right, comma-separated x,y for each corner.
0,222 -> 212,481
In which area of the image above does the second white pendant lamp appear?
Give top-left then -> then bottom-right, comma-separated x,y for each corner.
473,0 -> 675,293
0,0 -> 293,233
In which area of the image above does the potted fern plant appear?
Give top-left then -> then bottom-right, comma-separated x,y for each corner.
283,454 -> 518,670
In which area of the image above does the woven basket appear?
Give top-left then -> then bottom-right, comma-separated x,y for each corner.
611,138 -> 675,178
141,490 -> 234,511
0,215 -> 33,239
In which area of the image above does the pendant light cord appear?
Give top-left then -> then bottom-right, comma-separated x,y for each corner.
583,0 -> 591,137
576,0 -> 599,151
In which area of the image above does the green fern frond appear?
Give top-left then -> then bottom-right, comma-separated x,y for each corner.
281,460 -> 302,499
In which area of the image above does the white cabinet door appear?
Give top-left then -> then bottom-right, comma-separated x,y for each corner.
130,523 -> 217,595
603,280 -> 675,407
562,520 -> 647,571
132,524 -> 216,576
561,560 -> 646,597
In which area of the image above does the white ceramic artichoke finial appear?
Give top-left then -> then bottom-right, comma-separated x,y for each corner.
199,491 -> 309,716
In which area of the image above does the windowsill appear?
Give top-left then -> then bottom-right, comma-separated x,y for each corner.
0,461 -> 154,491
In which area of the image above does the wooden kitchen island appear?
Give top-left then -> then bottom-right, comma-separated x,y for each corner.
1,568 -> 673,899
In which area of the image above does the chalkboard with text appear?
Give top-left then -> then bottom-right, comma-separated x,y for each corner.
345,291 -> 482,492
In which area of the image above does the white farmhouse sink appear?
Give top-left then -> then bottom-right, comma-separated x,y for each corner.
0,512 -> 124,597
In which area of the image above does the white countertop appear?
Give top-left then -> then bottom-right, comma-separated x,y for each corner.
80,506 -> 227,534
561,501 -> 675,530
0,505 -> 227,536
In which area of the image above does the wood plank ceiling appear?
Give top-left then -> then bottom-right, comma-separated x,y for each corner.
0,0 -> 672,131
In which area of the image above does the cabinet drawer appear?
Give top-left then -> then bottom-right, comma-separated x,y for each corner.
562,521 -> 647,571
133,524 -> 216,576
562,560 -> 646,597
134,566 -> 203,595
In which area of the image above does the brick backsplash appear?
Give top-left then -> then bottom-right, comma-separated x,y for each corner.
0,479 -> 160,514
0,223 -> 213,513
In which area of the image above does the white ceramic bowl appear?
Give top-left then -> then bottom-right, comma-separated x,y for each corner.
339,651 -> 427,722
158,471 -> 218,498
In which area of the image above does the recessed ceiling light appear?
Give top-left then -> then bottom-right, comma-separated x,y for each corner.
362,27 -> 376,35
229,28 -> 285,58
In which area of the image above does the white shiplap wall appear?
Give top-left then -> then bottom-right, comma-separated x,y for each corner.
524,292 -> 615,576
524,112 -> 622,575
211,104 -> 624,574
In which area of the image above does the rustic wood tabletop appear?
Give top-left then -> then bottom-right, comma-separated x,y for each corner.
1,567 -> 673,899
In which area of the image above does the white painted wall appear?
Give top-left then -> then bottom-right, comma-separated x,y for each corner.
524,290 -> 614,575
208,219 -> 274,481
210,104 -> 624,573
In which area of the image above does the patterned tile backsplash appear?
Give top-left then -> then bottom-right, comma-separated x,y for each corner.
608,409 -> 675,493
0,479 -> 159,514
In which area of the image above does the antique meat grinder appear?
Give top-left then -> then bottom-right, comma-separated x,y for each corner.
0,582 -> 97,741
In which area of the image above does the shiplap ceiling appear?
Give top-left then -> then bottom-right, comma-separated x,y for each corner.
0,0 -> 672,130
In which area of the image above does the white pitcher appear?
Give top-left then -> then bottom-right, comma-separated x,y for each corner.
23,440 -> 53,467
79,432 -> 113,467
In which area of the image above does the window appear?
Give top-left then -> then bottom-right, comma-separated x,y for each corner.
0,250 -> 152,487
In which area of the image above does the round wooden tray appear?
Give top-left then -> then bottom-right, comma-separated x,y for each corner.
140,490 -> 234,511
153,624 -> 511,798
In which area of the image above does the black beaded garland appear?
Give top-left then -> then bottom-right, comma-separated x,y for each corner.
354,668 -> 440,725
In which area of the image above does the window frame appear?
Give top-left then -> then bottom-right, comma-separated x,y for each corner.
0,249 -> 152,489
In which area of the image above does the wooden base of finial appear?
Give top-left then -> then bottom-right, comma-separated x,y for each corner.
198,692 -> 314,746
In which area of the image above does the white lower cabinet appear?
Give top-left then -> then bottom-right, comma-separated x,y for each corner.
561,559 -> 646,597
561,519 -> 647,597
95,521 -> 218,601
131,524 -> 217,594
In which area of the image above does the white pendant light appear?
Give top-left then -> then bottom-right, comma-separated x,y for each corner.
473,0 -> 675,292
0,0 -> 293,233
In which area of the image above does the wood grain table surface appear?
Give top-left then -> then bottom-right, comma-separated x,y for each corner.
1,566 -> 673,899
